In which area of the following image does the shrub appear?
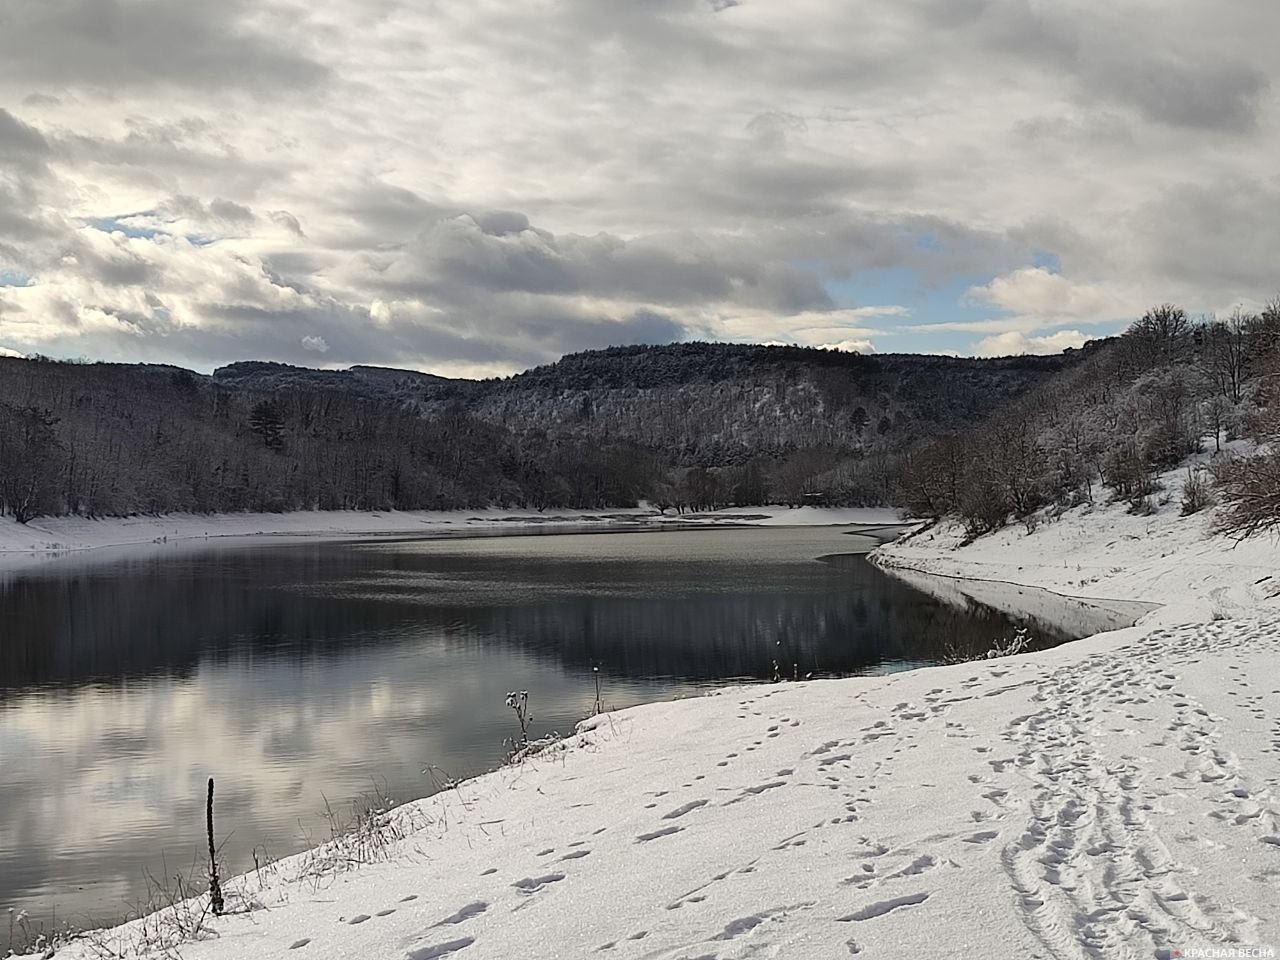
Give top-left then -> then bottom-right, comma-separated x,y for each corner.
1211,452 -> 1280,537
1180,467 -> 1215,515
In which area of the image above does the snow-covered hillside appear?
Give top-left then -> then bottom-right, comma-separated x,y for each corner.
20,473 -> 1280,960
874,460 -> 1280,625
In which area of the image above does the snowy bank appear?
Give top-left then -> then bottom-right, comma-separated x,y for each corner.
872,462 -> 1280,625
0,505 -> 903,561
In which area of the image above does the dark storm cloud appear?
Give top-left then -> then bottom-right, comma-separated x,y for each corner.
0,0 -> 327,91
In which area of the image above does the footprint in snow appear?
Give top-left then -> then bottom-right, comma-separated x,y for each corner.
434,902 -> 488,926
406,936 -> 476,959
636,825 -> 684,842
512,874 -> 565,893
725,780 -> 787,804
663,799 -> 709,819
837,892 -> 931,922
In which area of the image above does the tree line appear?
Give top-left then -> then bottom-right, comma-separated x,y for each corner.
0,345 -> 1074,523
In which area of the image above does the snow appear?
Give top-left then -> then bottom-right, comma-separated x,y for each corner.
19,469 -> 1280,960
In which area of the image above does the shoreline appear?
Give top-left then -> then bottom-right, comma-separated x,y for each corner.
868,461 -> 1280,626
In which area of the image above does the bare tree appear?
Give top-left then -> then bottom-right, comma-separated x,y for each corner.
1212,454 -> 1280,537
1199,310 -> 1252,405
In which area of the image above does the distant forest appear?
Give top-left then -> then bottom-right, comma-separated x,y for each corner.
0,343 -> 1077,520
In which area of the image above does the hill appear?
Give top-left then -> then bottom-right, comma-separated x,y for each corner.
0,343 -> 1085,520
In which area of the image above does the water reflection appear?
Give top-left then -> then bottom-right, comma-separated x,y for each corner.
0,527 -> 1128,932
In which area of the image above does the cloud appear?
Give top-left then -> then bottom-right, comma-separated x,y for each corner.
0,0 -> 327,91
1,0 -> 1279,372
973,329 -> 1089,357
961,268 -> 1124,328
818,339 -> 875,354
0,108 -> 50,169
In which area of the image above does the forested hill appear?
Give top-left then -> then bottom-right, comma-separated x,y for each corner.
213,344 -> 1084,462
0,342 -> 1088,520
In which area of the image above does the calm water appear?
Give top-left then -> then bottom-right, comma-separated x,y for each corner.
0,526 -> 1131,933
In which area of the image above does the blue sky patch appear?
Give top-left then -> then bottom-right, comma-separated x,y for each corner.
0,268 -> 33,287
824,267 -> 1008,354
85,215 -> 165,241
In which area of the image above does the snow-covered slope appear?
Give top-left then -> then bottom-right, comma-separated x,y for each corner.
874,461 -> 1280,625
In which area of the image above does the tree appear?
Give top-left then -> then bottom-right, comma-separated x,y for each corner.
1121,304 -> 1192,370
0,404 -> 65,522
248,400 -> 285,449
1212,347 -> 1280,537
1199,310 -> 1251,405
1212,453 -> 1280,537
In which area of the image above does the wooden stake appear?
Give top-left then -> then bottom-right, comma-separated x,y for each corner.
207,777 -> 224,916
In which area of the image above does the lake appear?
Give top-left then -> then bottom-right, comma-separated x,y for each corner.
0,525 -> 1136,936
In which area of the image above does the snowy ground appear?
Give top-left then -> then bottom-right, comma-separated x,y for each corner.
19,471 -> 1280,960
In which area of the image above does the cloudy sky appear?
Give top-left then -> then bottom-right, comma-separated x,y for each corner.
0,0 -> 1277,376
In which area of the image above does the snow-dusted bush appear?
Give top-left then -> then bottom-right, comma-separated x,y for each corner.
1180,467 -> 1215,515
942,626 -> 1034,663
1212,452 -> 1280,537
983,627 -> 1033,659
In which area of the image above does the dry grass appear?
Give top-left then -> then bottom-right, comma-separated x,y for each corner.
293,781 -> 432,889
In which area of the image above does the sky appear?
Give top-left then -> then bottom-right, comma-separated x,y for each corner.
1,0 -> 1278,377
